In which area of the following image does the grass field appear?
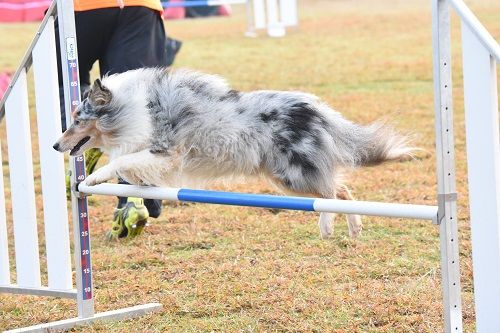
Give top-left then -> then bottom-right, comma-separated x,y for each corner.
1,0 -> 500,331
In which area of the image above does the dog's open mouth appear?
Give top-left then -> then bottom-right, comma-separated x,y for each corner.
70,136 -> 91,155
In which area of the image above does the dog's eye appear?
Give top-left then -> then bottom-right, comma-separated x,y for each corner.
74,120 -> 80,126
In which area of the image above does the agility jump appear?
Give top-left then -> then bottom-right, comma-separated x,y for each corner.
0,0 -> 499,332
161,0 -> 298,37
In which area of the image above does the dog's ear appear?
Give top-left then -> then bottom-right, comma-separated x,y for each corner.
81,84 -> 91,100
89,78 -> 112,106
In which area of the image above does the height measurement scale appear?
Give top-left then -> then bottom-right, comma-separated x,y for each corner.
57,0 -> 95,317
65,36 -> 93,303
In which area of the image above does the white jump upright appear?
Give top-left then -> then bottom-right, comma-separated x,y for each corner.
431,0 -> 463,331
246,0 -> 298,37
160,0 -> 299,38
5,68 -> 41,289
251,0 -> 265,29
450,0 -> 500,331
0,141 -> 9,286
279,0 -> 298,27
33,14 -> 72,291
264,0 -> 285,37
432,0 -> 500,332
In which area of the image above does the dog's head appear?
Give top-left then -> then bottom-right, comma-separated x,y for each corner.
53,79 -> 112,156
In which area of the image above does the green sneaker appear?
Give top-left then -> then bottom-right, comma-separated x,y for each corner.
107,197 -> 149,240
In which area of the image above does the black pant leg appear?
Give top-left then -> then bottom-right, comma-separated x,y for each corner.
100,6 -> 170,75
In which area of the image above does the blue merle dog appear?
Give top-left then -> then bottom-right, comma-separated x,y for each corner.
53,68 -> 413,238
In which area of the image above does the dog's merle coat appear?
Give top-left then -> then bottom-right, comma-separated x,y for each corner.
55,67 -> 413,238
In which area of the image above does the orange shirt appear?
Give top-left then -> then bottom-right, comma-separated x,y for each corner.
73,0 -> 163,13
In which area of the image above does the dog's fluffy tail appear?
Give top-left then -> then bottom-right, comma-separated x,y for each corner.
334,120 -> 415,168
355,122 -> 414,167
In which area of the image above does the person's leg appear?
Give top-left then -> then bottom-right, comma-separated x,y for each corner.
101,6 -> 171,74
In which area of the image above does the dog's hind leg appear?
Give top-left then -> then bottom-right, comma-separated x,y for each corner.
282,189 -> 336,239
318,212 -> 335,239
317,188 -> 336,240
267,175 -> 337,239
336,185 -> 362,238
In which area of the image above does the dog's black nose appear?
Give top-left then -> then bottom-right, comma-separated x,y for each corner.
53,142 -> 60,151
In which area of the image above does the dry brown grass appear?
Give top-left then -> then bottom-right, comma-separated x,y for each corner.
0,0 -> 499,331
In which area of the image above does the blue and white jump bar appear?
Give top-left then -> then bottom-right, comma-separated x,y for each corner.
161,0 -> 247,8
78,183 -> 438,223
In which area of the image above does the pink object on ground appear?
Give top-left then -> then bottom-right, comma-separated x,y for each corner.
0,72 -> 11,100
0,0 -> 51,22
218,4 -> 231,16
163,0 -> 186,19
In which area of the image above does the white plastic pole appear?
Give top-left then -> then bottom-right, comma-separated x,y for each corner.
0,140 -> 9,285
5,69 -> 41,288
462,23 -> 500,333
253,0 -> 266,30
245,0 -> 257,37
266,0 -> 284,37
314,199 -> 437,221
279,0 -> 298,27
79,184 -> 180,201
33,15 -> 72,291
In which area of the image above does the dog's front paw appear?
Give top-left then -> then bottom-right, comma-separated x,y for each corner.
84,174 -> 101,186
84,167 -> 115,186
